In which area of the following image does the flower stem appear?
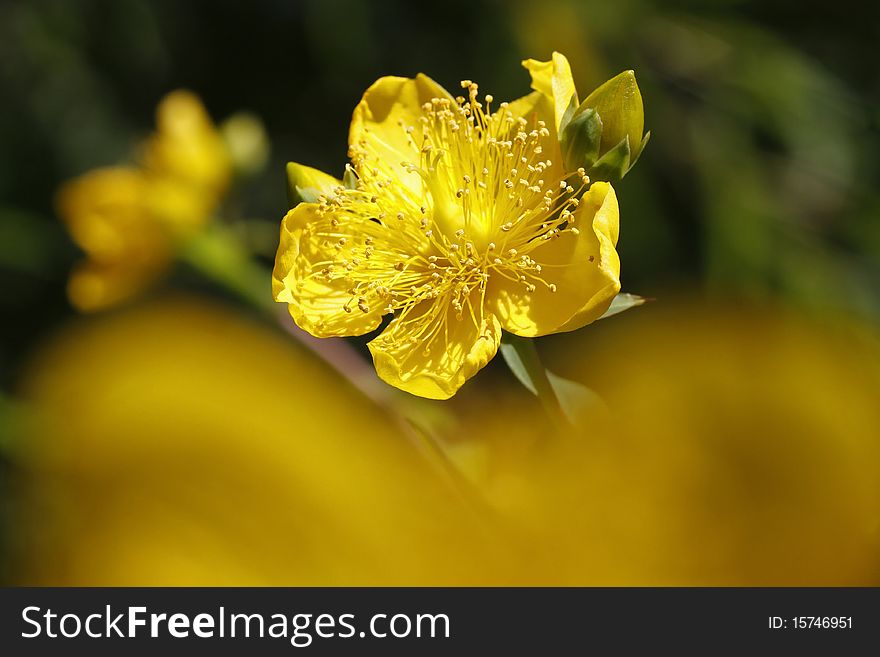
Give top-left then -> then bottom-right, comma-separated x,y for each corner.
179,225 -> 276,315
500,333 -> 570,433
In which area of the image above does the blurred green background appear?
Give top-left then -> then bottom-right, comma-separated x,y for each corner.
3,0 -> 879,370
1,0 -> 879,585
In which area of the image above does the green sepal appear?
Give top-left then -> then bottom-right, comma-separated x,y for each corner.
557,91 -> 580,136
560,107 -> 603,172
581,70 -> 645,157
545,371 -> 607,426
588,135 -> 631,182
499,334 -> 605,428
598,292 -> 648,320
499,336 -> 542,396
574,70 -> 649,178
628,129 -> 651,169
286,162 -> 342,208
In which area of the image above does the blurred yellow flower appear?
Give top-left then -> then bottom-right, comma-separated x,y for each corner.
56,167 -> 173,311
14,297 -> 491,585
457,301 -> 880,585
12,297 -> 880,585
274,67 -> 621,399
143,90 -> 232,205
57,91 -> 231,312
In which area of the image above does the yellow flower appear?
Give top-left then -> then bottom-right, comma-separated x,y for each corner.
274,61 -> 621,399
58,91 -> 231,312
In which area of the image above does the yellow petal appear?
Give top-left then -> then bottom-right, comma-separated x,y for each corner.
522,52 -> 578,133
57,167 -> 150,261
349,74 -> 453,196
57,167 -> 174,311
490,182 -> 620,337
504,90 -> 544,121
496,89 -> 567,191
502,89 -> 561,144
144,176 -> 216,235
369,291 -> 502,400
272,203 -> 387,337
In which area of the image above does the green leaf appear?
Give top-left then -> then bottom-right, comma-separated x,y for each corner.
499,338 -> 539,395
599,292 -> 648,320
500,334 -> 607,429
546,371 -> 607,425
588,136 -> 631,182
286,162 -> 342,207
560,107 -> 603,172
499,334 -> 572,432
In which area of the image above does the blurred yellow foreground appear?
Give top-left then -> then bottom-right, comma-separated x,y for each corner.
10,297 -> 880,585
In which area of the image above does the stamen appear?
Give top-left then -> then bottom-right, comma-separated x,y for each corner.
312,75 -> 588,347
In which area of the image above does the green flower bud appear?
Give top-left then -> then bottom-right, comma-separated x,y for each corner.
286,162 -> 342,207
583,70 -> 645,157
589,135 -> 631,183
561,70 -> 649,181
560,107 -> 602,173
